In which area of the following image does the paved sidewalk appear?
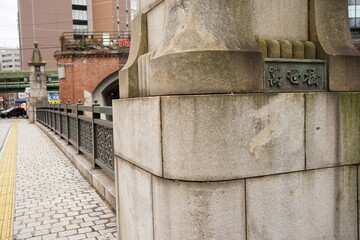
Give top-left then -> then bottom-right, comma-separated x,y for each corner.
0,119 -> 13,151
11,119 -> 117,240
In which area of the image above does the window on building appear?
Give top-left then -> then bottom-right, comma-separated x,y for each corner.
349,0 -> 360,30
72,0 -> 87,6
72,9 -> 88,21
73,24 -> 88,34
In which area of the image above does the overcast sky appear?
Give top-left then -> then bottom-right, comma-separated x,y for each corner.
0,0 -> 19,49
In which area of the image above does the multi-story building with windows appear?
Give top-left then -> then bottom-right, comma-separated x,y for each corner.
18,0 -> 73,70
18,0 -> 135,70
72,0 -> 92,38
348,0 -> 360,49
0,49 -> 21,72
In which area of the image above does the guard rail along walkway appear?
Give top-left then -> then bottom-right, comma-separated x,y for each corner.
35,101 -> 114,176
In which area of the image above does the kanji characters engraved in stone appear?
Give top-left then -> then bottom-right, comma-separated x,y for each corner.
304,68 -> 322,86
286,68 -> 301,85
268,67 -> 283,87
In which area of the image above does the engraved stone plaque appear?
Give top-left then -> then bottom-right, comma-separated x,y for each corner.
264,59 -> 327,92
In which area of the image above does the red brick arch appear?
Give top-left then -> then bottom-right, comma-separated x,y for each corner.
56,52 -> 127,104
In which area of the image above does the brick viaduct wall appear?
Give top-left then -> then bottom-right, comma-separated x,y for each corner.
55,52 -> 128,104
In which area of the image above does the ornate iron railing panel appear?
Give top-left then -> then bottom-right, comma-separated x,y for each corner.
95,124 -> 114,173
68,116 -> 77,145
79,118 -> 93,157
35,102 -> 114,176
61,114 -> 67,138
45,110 -> 49,127
55,112 -> 61,134
51,111 -> 55,130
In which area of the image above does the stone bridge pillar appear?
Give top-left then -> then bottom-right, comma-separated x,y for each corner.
28,42 -> 48,123
113,0 -> 360,239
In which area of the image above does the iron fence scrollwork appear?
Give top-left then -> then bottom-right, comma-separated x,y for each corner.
68,116 -> 77,145
61,114 -> 67,138
95,124 -> 114,171
79,119 -> 93,156
35,101 -> 114,176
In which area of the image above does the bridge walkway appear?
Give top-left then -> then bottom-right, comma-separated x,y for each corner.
0,119 -> 117,240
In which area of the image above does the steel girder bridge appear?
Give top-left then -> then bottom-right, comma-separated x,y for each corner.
0,71 -> 59,93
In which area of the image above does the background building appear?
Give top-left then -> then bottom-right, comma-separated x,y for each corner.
349,0 -> 360,49
0,49 -> 21,72
92,0 -> 133,33
0,93 -> 17,109
18,0 -> 73,70
18,0 -> 135,70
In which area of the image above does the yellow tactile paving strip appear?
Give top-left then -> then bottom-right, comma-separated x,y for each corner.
0,120 -> 18,240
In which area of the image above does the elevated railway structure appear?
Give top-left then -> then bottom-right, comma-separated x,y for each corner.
0,71 -> 59,93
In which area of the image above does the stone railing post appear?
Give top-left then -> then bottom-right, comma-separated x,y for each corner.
50,104 -> 54,130
65,100 -> 71,144
91,100 -> 101,169
76,100 -> 83,153
59,102 -> 63,137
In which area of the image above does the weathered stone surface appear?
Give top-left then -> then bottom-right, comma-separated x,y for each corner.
310,0 -> 360,91
28,44 -> 48,123
139,0 -> 163,14
138,51 -> 155,97
358,167 -> 360,235
305,93 -> 339,169
310,0 -> 358,59
161,93 -> 305,181
303,41 -> 316,59
328,55 -> 360,91
138,52 -> 145,96
28,105 -> 36,123
256,37 -> 267,57
147,2 -> 165,52
306,92 -> 360,169
279,40 -> 292,58
247,166 -> 357,240
155,0 -> 256,55
152,177 -> 246,240
252,0 -> 308,41
148,0 -> 263,95
266,40 -> 280,58
113,97 -> 162,176
119,14 -> 148,98
339,93 -> 360,164
149,51 -> 263,95
116,157 -> 153,240
291,40 -> 305,59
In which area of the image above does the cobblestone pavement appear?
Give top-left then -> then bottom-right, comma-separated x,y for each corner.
12,119 -> 117,240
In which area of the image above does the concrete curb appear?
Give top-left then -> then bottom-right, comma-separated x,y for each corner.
35,122 -> 116,210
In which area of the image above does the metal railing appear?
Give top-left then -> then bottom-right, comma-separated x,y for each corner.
36,101 -> 114,176
59,31 -> 131,51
